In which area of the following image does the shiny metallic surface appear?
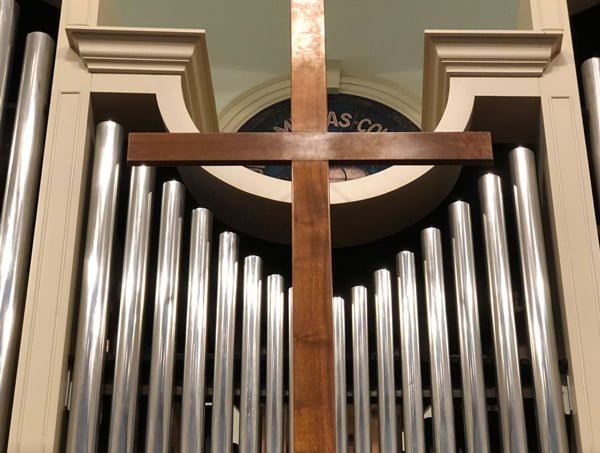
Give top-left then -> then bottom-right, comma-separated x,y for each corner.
351,286 -> 371,453
145,181 -> 185,453
396,251 -> 425,453
509,147 -> 568,453
239,255 -> 262,453
266,274 -> 285,452
421,227 -> 456,453
0,30 -> 53,450
333,296 -> 347,453
373,269 -> 397,452
66,121 -> 123,453
449,201 -> 490,453
288,287 -> 294,453
210,232 -> 239,453
108,166 -> 156,453
582,58 -> 600,203
479,174 -> 528,452
181,208 -> 213,453
0,0 -> 17,132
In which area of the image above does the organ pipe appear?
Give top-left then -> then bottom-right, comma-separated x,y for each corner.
145,180 -> 185,453
582,57 -> 600,205
288,287 -> 294,453
0,30 -> 53,451
0,0 -> 17,132
210,232 -> 239,453
181,208 -> 213,453
397,251 -> 425,453
373,269 -> 397,452
333,296 -> 347,453
449,201 -> 490,453
509,146 -> 568,452
351,286 -> 371,453
108,166 -> 155,453
239,255 -> 262,453
479,173 -> 528,452
266,274 -> 285,452
66,121 -> 123,453
422,227 -> 456,453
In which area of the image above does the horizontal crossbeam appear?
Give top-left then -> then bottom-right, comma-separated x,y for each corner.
127,131 -> 493,166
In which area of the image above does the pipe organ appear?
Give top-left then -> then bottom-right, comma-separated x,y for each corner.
0,0 -> 55,448
0,3 -> 588,448
43,118 -> 569,451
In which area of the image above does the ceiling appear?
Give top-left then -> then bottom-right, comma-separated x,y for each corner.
98,0 -> 524,108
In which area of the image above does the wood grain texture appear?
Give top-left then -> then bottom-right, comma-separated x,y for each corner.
291,0 -> 327,132
290,0 -> 334,449
291,160 -> 335,453
127,131 -> 493,166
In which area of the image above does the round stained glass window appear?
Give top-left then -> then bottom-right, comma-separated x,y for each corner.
238,93 -> 419,182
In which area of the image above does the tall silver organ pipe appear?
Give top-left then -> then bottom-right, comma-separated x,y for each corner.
288,287 -> 294,453
449,201 -> 490,453
239,255 -> 262,453
266,274 -> 285,452
0,0 -> 17,131
108,166 -> 156,453
582,57 -> 600,204
333,296 -> 347,453
145,181 -> 185,453
0,31 -> 54,451
373,269 -> 397,452
210,232 -> 239,453
396,251 -> 425,453
421,227 -> 455,453
351,286 -> 371,453
479,174 -> 528,452
181,208 -> 213,453
66,121 -> 123,453
509,147 -> 568,452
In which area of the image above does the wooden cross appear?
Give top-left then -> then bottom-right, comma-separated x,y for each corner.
127,0 -> 492,451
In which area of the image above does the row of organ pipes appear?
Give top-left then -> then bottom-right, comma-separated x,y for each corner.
61,120 -> 570,451
0,0 -> 55,449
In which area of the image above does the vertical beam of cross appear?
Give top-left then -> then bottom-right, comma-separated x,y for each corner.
290,0 -> 336,451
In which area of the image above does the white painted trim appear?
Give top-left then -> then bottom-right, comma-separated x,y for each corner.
66,25 -> 219,132
422,30 -> 562,130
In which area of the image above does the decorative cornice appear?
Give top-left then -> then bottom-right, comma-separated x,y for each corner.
65,25 -> 218,131
422,30 -> 562,131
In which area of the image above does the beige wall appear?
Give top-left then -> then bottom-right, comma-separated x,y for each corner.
6,0 -> 600,452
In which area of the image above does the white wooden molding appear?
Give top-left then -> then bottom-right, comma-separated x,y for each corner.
422,30 -> 562,130
66,25 -> 218,132
66,26 -> 206,75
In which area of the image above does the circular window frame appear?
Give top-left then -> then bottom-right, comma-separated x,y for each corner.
179,73 -> 460,246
